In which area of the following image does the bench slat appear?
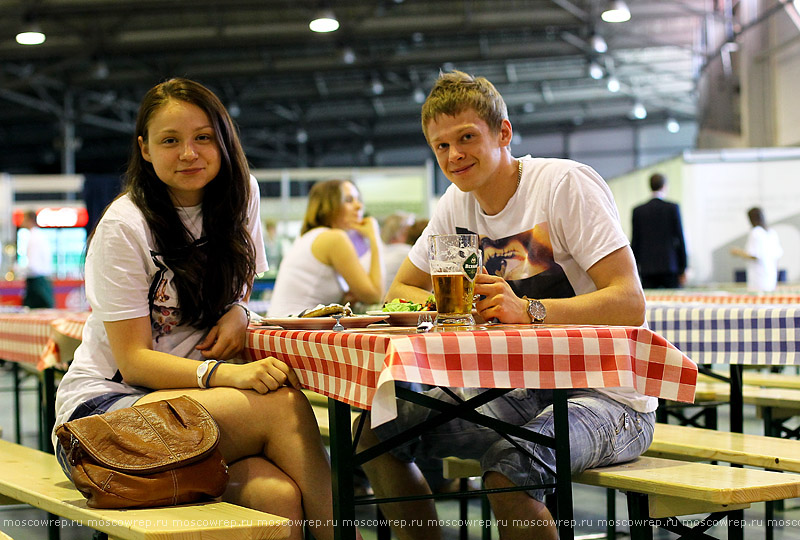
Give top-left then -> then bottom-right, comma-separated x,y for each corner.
443,453 -> 800,519
574,456 -> 800,506
647,423 -> 800,472
0,439 -> 290,540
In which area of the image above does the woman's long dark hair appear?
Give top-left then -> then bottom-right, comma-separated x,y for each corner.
125,78 -> 256,328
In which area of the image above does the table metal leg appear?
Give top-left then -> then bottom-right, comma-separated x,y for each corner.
726,365 -> 745,540
728,364 -> 743,433
12,362 -> 21,443
329,399 -> 357,540
42,368 -> 56,453
552,389 -> 574,540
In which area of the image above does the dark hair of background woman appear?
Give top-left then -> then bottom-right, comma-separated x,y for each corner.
124,78 -> 256,328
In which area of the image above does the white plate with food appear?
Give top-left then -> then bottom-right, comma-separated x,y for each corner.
260,314 -> 389,330
366,310 -> 437,327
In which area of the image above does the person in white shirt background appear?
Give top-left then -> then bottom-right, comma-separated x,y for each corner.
380,212 -> 415,287
731,206 -> 784,292
19,210 -> 55,308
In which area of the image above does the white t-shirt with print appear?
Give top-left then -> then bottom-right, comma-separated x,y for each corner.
408,156 -> 657,413
54,175 -> 268,430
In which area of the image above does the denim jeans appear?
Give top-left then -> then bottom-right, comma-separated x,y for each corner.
55,392 -> 142,479
373,387 -> 655,501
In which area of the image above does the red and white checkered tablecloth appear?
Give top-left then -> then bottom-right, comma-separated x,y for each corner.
245,325 -> 698,426
51,312 -> 90,341
0,309 -> 77,368
646,293 -> 800,305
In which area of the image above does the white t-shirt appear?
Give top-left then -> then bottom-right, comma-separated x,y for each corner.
54,176 -> 268,430
745,226 -> 783,292
268,227 -> 373,316
408,156 -> 657,413
25,226 -> 54,278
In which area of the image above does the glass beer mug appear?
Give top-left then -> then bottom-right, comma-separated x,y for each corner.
428,234 -> 481,326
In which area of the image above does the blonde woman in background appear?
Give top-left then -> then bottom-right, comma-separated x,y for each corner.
268,179 -> 384,316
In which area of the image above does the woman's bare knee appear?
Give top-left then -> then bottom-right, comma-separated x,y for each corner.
225,457 -> 303,519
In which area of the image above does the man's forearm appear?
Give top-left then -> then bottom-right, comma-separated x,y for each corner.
541,284 -> 646,326
385,281 -> 432,305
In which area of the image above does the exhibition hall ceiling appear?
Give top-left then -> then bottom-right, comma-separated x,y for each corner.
0,0 -> 725,173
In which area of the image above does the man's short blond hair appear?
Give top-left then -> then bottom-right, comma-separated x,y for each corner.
421,70 -> 508,141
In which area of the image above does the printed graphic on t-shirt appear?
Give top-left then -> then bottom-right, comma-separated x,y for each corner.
148,252 -> 181,342
456,225 -> 575,300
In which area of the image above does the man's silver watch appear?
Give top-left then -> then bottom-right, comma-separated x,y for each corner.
524,296 -> 546,324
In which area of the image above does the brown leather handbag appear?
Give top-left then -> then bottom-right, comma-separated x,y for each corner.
55,395 -> 229,509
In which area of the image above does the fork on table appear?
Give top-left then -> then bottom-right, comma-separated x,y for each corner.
416,312 -> 434,333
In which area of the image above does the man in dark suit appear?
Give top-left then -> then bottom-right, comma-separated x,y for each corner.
631,173 -> 687,288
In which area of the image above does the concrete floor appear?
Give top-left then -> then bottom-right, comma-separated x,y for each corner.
2,361 -> 800,539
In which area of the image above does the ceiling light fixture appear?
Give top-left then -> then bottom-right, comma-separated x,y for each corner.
606,75 -> 621,93
588,60 -> 604,80
309,10 -> 339,33
342,47 -> 356,65
601,1 -> 631,23
371,76 -> 384,96
16,23 -> 46,45
666,117 -> 681,133
590,34 -> 608,54
91,59 -> 109,80
632,101 -> 647,120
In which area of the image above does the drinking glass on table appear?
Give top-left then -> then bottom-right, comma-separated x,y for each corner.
428,233 -> 481,326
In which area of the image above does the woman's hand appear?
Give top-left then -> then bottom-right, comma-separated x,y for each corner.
213,357 -> 300,393
352,216 -> 379,239
196,304 -> 248,360
473,271 -> 530,324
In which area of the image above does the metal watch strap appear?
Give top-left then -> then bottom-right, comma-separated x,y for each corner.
523,296 -> 546,323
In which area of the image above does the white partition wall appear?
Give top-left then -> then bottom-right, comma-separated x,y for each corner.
251,164 -> 433,228
608,148 -> 800,285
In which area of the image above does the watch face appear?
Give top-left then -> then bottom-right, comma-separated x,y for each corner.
528,299 -> 546,322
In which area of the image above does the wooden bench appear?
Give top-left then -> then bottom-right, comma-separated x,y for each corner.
646,422 -> 800,471
665,381 -> 800,437
0,439 -> 291,540
698,370 -> 800,390
443,454 -> 800,539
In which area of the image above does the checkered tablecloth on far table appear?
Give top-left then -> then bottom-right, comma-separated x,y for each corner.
0,309 -> 75,367
646,303 -> 800,366
246,324 -> 698,426
645,293 -> 800,305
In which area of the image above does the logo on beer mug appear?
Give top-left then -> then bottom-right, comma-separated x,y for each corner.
463,253 -> 479,280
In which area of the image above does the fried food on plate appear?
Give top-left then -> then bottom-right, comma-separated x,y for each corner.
298,302 -> 353,318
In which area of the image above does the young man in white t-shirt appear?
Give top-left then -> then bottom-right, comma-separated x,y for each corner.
357,71 -> 653,540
